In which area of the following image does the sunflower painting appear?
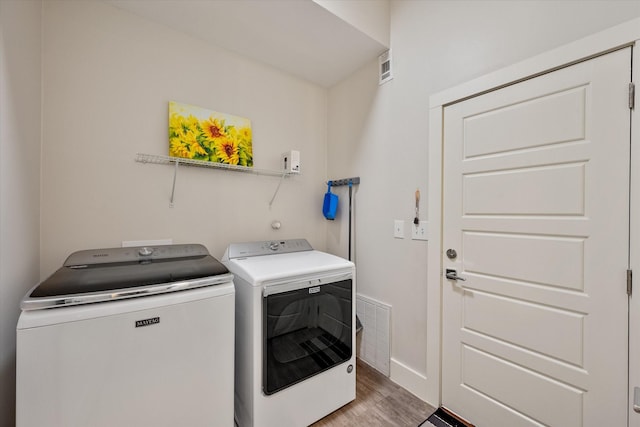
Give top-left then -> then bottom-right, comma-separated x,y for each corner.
169,101 -> 253,167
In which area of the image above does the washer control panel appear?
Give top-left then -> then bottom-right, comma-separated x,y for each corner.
226,239 -> 313,259
64,244 -> 210,266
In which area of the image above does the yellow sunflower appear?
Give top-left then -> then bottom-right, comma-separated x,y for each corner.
214,137 -> 239,165
235,126 -> 253,161
169,113 -> 198,137
169,130 -> 206,159
184,130 -> 207,157
169,137 -> 190,158
185,114 -> 200,134
201,117 -> 226,141
239,126 -> 252,143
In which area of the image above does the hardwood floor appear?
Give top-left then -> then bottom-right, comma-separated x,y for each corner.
311,359 -> 436,427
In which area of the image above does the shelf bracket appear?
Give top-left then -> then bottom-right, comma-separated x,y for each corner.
269,173 -> 287,208
170,160 -> 179,208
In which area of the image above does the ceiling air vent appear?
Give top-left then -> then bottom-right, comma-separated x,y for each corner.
379,50 -> 393,85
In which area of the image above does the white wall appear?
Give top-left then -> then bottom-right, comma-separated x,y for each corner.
327,0 -> 640,401
0,1 -> 42,426
313,0 -> 390,47
40,0 -> 329,278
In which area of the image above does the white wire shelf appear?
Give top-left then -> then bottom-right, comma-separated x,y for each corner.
135,153 -> 294,177
134,153 -> 296,207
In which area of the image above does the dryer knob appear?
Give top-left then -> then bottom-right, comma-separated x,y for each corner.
138,247 -> 154,257
269,242 -> 280,251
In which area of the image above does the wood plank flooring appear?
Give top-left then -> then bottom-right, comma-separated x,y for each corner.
311,359 -> 436,427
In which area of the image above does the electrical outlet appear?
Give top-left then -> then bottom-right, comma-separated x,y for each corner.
411,221 -> 428,241
394,220 -> 405,239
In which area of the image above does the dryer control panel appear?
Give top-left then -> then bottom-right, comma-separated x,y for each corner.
226,239 -> 313,259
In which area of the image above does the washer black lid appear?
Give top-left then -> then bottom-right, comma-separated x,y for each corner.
29,244 -> 229,298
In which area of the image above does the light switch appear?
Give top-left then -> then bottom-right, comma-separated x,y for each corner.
411,221 -> 428,241
394,220 -> 405,239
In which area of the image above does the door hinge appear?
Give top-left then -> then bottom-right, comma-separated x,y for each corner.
630,82 -> 636,110
628,269 -> 633,296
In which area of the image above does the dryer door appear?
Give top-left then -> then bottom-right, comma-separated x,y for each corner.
262,278 -> 352,395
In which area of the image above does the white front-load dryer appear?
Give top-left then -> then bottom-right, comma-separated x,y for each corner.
222,239 -> 356,427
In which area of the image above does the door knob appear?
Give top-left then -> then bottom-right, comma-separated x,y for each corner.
446,269 -> 466,281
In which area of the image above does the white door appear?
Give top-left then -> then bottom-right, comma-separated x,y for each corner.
442,47 -> 632,427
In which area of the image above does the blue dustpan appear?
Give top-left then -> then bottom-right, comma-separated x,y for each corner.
323,182 -> 338,220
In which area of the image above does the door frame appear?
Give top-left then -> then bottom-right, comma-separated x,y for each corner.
426,17 -> 640,409
628,40 -> 640,426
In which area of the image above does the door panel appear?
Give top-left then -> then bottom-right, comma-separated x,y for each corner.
442,48 -> 631,426
463,162 -> 586,215
463,290 -> 585,365
462,345 -> 584,427
463,85 -> 587,158
463,231 -> 585,290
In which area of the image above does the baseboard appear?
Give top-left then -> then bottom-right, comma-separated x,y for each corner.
389,358 -> 431,404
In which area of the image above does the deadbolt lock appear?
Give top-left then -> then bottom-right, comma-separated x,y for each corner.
446,249 -> 457,260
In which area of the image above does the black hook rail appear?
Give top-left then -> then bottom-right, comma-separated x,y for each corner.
325,176 -> 360,262
328,177 -> 360,186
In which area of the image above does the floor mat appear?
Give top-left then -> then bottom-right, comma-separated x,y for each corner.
418,407 -> 475,427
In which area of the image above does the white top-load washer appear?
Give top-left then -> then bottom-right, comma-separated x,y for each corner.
16,244 -> 235,427
222,239 -> 356,427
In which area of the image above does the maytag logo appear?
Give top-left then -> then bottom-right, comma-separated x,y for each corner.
135,317 -> 160,328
